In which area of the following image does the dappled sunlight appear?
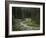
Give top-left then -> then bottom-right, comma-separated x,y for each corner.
12,18 -> 40,31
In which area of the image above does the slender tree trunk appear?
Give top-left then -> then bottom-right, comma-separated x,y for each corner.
22,8 -> 24,19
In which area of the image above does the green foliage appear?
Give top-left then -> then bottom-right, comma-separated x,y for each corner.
12,7 -> 40,31
21,18 -> 40,27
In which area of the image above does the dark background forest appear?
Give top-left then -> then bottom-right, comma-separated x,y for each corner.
12,7 -> 40,31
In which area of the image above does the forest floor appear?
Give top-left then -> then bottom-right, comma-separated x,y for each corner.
19,21 -> 40,31
12,18 -> 40,31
